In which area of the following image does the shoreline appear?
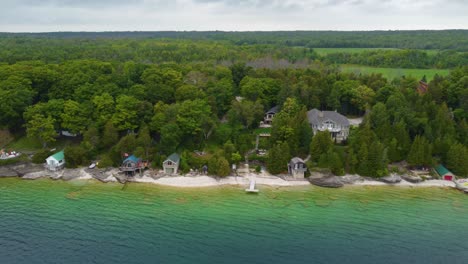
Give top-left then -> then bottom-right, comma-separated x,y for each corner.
0,163 -> 466,192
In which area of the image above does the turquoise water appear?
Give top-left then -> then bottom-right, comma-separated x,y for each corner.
1,178 -> 468,264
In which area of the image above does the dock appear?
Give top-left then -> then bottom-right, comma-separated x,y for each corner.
245,174 -> 259,193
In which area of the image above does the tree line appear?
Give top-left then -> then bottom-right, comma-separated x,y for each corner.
0,39 -> 467,177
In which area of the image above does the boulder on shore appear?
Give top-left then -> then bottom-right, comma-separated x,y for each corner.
309,176 -> 344,188
401,174 -> 422,183
0,167 -> 18,177
22,171 -> 49,180
379,174 -> 402,184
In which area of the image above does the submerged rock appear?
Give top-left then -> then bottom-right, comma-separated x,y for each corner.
379,174 -> 402,184
309,176 -> 344,188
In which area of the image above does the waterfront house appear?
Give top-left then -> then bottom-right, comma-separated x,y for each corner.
45,150 -> 65,171
263,106 -> 279,125
163,153 -> 180,174
120,155 -> 146,175
307,109 -> 350,142
435,164 -> 455,181
288,157 -> 307,179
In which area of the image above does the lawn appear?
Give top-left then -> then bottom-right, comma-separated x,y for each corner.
313,48 -> 442,56
313,48 -> 398,56
7,136 -> 80,153
339,64 -> 450,81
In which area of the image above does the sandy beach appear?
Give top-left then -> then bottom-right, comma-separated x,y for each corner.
3,164 -> 462,190
131,174 -> 310,187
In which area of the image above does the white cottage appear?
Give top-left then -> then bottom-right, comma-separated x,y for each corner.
45,150 -> 65,171
288,157 -> 307,179
163,153 -> 180,174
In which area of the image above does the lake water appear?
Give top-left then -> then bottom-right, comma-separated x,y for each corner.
1,178 -> 467,264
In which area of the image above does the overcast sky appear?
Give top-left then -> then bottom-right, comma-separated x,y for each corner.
0,0 -> 466,32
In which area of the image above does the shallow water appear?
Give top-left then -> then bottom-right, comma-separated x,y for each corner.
1,178 -> 467,264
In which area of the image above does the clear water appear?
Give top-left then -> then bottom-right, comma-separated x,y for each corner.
1,178 -> 467,264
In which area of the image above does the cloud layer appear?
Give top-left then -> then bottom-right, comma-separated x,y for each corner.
0,0 -> 466,32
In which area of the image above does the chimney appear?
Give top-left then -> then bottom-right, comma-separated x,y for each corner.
319,111 -> 324,118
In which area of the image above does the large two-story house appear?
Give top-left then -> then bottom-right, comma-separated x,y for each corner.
307,109 -> 350,142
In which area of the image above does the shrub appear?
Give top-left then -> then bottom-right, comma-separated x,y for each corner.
208,156 -> 231,177
255,165 -> 261,173
97,154 -> 114,168
32,150 -> 52,164
64,146 -> 88,168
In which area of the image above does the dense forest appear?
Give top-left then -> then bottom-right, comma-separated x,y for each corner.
0,31 -> 467,177
1,30 -> 468,50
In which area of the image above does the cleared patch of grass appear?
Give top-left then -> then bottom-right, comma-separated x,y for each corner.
254,127 -> 272,135
7,136 -> 79,153
314,48 -> 398,56
339,64 -> 450,81
7,137 -> 43,151
314,48 -> 442,56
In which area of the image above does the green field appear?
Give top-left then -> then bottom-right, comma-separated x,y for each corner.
339,64 -> 450,81
313,48 -> 442,56
313,48 -> 398,55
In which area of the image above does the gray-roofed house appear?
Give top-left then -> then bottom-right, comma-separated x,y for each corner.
263,106 -> 280,125
307,109 -> 350,142
163,153 -> 180,174
288,157 -> 307,179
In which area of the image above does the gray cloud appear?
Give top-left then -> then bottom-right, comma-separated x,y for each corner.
0,0 -> 466,32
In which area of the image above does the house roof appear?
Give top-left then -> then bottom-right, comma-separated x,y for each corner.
166,153 -> 180,163
290,157 -> 305,164
307,109 -> 350,127
123,155 -> 140,163
266,105 -> 280,114
49,150 -> 64,161
435,164 -> 453,176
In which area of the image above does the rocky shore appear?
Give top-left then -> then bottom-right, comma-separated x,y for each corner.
1,162 -> 466,193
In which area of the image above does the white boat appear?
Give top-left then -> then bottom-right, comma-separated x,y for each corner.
0,151 -> 21,160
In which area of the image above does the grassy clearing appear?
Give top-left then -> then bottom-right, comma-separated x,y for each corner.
339,64 -> 450,81
7,136 -> 79,153
313,48 -> 442,56
313,48 -> 398,55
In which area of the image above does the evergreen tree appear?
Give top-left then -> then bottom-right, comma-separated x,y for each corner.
267,142 -> 291,175
357,142 -> 370,176
345,148 -> 358,174
310,131 -> 333,162
136,124 -> 152,159
318,149 -> 344,176
407,135 -> 432,167
446,143 -> 468,177
368,141 -> 388,177
102,120 -> 119,149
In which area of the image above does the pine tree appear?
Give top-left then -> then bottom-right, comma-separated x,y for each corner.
267,142 -> 291,175
310,131 -> 333,162
357,142 -> 369,176
446,143 -> 468,177
407,135 -> 432,167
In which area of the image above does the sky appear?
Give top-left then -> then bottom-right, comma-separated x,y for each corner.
0,0 -> 467,32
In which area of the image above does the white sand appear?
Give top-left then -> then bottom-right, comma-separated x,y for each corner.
131,174 -> 310,188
